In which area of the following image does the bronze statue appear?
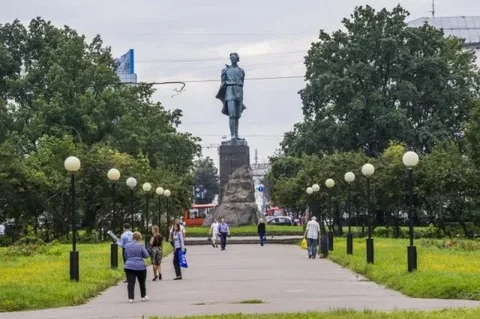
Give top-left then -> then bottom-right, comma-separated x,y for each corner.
216,53 -> 246,141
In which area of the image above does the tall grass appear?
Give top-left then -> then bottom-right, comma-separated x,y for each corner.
329,237 -> 480,300
0,242 -> 172,311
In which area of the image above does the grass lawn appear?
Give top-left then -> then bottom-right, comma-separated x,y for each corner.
149,308 -> 480,319
0,242 -> 172,312
328,237 -> 480,300
186,225 -> 303,237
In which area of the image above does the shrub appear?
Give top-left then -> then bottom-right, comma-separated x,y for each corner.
14,236 -> 45,246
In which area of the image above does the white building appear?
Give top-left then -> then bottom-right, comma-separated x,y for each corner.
408,16 -> 480,65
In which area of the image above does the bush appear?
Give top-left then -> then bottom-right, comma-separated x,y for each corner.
14,236 -> 46,246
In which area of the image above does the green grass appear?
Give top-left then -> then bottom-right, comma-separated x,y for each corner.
0,242 -> 172,312
186,225 -> 303,237
328,237 -> 480,300
147,308 -> 480,319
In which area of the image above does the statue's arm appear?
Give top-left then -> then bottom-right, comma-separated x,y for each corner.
241,68 -> 245,85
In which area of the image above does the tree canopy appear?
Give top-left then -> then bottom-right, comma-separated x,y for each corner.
193,157 -> 219,205
282,5 -> 479,157
0,18 -> 200,238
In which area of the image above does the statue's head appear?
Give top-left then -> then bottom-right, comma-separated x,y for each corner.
230,52 -> 240,64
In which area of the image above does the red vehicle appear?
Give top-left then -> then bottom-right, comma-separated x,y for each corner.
183,203 -> 217,227
266,207 -> 285,217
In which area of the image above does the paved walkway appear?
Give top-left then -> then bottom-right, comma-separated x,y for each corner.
2,245 -> 480,319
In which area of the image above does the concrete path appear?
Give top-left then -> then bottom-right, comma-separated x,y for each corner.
185,235 -> 302,245
2,245 -> 480,319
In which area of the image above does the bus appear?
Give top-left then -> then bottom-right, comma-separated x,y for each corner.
183,203 -> 217,227
266,207 -> 285,217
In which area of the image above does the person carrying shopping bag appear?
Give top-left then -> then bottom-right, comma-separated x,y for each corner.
172,223 -> 186,280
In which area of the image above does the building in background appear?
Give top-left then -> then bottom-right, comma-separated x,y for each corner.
408,16 -> 480,65
252,149 -> 270,215
116,49 -> 138,83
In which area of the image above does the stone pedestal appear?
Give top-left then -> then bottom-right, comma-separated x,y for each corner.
219,140 -> 250,203
203,140 -> 260,227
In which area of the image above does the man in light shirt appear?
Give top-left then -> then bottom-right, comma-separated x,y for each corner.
304,216 -> 320,259
209,219 -> 219,248
0,223 -> 5,236
118,223 -> 133,282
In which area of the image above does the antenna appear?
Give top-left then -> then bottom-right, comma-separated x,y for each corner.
431,0 -> 435,18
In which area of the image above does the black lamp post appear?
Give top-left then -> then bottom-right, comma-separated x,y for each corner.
126,177 -> 137,231
142,183 -> 152,231
142,183 -> 152,249
164,189 -> 171,238
362,163 -> 375,264
107,168 -> 121,269
325,179 -> 335,251
344,172 -> 355,255
64,156 -> 81,281
403,151 -> 419,272
156,187 -> 164,227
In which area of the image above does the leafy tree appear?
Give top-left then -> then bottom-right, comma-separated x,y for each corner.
0,18 -> 200,239
193,157 -> 219,204
282,5 -> 479,157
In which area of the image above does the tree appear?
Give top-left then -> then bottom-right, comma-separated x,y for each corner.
282,5 -> 479,157
0,18 -> 200,239
193,157 -> 219,204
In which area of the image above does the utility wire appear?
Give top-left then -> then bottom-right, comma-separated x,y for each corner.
136,50 -> 306,63
180,75 -> 304,83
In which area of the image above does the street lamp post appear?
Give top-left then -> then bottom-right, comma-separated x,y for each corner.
64,156 -> 81,281
156,187 -> 164,227
344,172 -> 355,255
107,168 -> 121,269
325,179 -> 335,251
164,189 -> 171,238
142,183 -> 152,230
126,177 -> 137,230
403,151 -> 419,272
362,163 -> 375,264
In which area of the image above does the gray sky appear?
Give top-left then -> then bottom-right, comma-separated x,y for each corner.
2,0 -> 479,167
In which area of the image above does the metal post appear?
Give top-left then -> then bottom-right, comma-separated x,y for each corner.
130,189 -> 134,231
70,174 -> 79,281
158,196 -> 162,228
407,168 -> 417,272
327,190 -> 334,251
145,193 -> 149,230
165,197 -> 170,239
110,183 -> 118,269
346,183 -> 353,255
366,177 -> 374,264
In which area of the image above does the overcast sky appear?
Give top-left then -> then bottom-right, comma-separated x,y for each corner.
1,0 -> 479,167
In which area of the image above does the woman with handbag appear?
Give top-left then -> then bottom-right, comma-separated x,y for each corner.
172,223 -> 185,280
150,225 -> 163,281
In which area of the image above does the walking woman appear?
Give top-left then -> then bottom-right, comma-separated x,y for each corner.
172,223 -> 185,280
124,231 -> 149,303
150,225 -> 163,281
209,219 -> 219,248
258,219 -> 266,246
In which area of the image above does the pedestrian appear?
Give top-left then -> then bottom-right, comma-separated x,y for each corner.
172,223 -> 185,280
124,231 -> 149,303
0,222 -> 5,237
219,218 -> 230,251
304,216 -> 320,259
257,219 -> 266,246
119,223 -> 133,283
209,219 -> 219,248
150,225 -> 163,281
169,218 -> 186,248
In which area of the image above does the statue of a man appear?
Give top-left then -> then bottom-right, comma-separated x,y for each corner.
215,53 -> 246,141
